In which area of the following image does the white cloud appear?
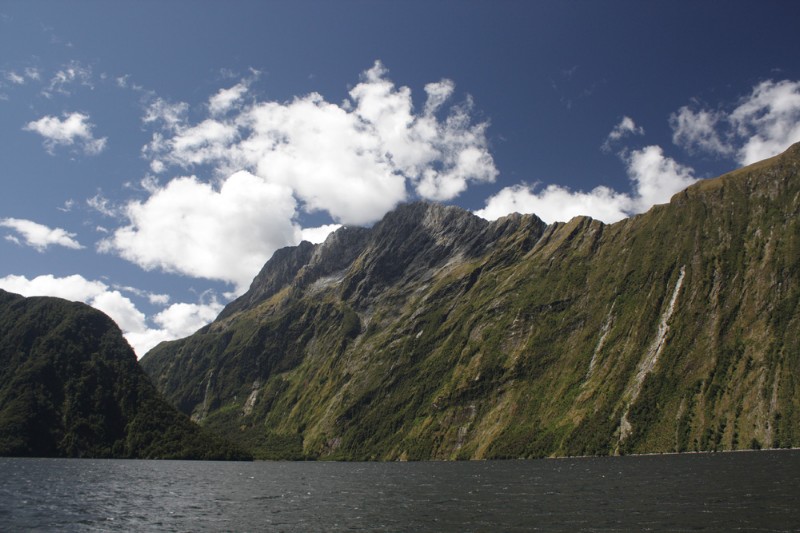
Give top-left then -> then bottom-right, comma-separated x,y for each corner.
670,106 -> 732,156
99,171 -> 301,293
58,199 -> 76,212
139,175 -> 160,193
209,81 -> 249,115
148,292 -> 171,305
671,79 -> 800,165
729,80 -> 800,165
142,97 -> 188,131
149,159 -> 166,173
5,68 -> 41,85
91,289 -> 148,335
23,112 -> 107,155
424,79 -> 455,115
0,273 -> 108,303
0,217 -> 83,251
345,62 -> 497,203
112,284 -> 170,306
475,183 -> 631,224
124,299 -> 224,356
157,301 -> 221,335
0,273 -> 223,357
603,116 -> 644,151
44,61 -> 93,96
107,61 -> 497,293
301,223 -> 342,244
166,118 -> 239,166
476,145 -> 696,224
239,92 -> 408,224
6,71 -> 25,84
624,145 -> 697,211
144,61 -> 496,225
87,193 -> 119,217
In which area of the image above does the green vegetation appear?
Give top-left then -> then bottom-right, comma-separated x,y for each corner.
0,290 -> 249,459
142,143 -> 800,460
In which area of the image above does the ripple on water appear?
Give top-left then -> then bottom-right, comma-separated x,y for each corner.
0,451 -> 799,531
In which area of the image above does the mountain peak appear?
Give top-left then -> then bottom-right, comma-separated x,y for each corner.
219,201 -> 500,319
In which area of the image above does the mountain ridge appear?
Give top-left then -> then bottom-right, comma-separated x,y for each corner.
142,143 -> 800,460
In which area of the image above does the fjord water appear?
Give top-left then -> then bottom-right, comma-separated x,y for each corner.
1,451 -> 798,532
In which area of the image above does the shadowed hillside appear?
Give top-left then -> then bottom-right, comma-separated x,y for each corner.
0,290 -> 250,459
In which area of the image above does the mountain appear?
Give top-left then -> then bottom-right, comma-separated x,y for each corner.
0,290 -> 250,459
142,143 -> 800,460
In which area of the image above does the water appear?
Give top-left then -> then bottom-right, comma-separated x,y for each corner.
1,450 -> 799,532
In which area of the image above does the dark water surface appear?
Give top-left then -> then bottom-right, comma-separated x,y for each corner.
1,450 -> 799,532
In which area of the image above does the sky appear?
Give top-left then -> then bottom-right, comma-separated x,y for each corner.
2,1 -> 799,357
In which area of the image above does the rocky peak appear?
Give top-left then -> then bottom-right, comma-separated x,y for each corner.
219,201 -> 553,318
339,202 -> 495,302
295,225 -> 371,287
218,240 -> 318,320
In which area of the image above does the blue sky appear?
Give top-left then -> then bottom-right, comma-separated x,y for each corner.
2,1 -> 799,356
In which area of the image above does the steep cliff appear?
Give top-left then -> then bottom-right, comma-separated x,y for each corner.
0,290 -> 249,459
142,143 -> 800,459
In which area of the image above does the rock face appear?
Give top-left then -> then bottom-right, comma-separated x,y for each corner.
0,290 -> 249,459
142,143 -> 800,460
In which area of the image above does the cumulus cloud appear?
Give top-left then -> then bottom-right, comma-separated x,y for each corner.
730,80 -> 800,164
475,145 -> 696,224
671,79 -> 800,165
0,217 -> 83,251
162,119 -> 239,166
124,300 -> 224,357
0,273 -> 224,357
624,145 -> 697,211
148,292 -> 171,305
144,60 -> 496,224
106,61 -> 497,294
475,183 -> 631,224
24,111 -> 107,155
0,274 -> 109,308
98,171 -> 301,293
301,224 -> 342,244
670,106 -> 732,156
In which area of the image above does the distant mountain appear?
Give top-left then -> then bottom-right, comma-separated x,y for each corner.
0,290 -> 249,459
142,143 -> 800,460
